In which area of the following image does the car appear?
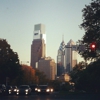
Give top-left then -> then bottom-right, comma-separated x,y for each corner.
16,85 -> 31,95
12,86 -> 18,94
6,85 -> 13,95
30,84 -> 38,92
0,84 -> 6,95
36,85 -> 54,94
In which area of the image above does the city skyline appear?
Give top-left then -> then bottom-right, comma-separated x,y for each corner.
0,0 -> 92,64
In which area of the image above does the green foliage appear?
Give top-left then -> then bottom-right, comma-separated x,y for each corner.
70,61 -> 87,84
78,0 -> 100,60
35,69 -> 49,85
0,39 -> 22,85
70,60 -> 100,93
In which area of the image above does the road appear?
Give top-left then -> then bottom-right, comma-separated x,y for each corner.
0,92 -> 100,100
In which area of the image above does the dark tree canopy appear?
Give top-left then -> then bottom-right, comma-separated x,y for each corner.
70,60 -> 100,92
35,69 -> 49,85
70,0 -> 100,92
78,0 -> 100,60
0,39 -> 21,84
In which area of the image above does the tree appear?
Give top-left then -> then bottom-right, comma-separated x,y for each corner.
70,61 -> 87,86
70,60 -> 100,93
35,69 -> 49,85
78,0 -> 100,61
0,39 -> 21,85
21,64 -> 35,85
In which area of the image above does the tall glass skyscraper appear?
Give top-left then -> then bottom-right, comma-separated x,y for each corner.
65,39 -> 77,73
57,40 -> 65,76
30,24 -> 46,68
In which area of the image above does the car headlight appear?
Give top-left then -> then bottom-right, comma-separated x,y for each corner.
51,89 -> 53,92
25,89 -> 28,92
37,89 -> 41,92
14,89 -> 17,91
9,89 -> 11,92
35,88 -> 37,91
46,89 -> 50,92
17,89 -> 19,92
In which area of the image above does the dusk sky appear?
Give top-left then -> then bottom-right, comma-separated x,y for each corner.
0,0 -> 92,65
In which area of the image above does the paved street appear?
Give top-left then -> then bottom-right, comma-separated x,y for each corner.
0,92 -> 100,100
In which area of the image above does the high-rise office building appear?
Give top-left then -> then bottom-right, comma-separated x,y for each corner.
31,24 -> 46,68
38,57 -> 56,80
57,40 -> 65,76
65,39 -> 77,73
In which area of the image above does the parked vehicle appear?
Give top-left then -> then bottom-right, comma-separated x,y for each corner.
0,84 -> 6,95
16,85 -> 31,95
36,85 -> 54,94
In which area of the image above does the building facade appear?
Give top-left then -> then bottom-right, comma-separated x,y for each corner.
31,24 -> 46,68
38,57 -> 56,80
57,40 -> 65,76
65,39 -> 77,73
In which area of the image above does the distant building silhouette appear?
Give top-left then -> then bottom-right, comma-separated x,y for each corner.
31,24 -> 46,68
38,57 -> 56,80
57,38 -> 65,76
65,39 -> 77,73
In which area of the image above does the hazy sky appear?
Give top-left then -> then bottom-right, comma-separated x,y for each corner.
0,0 -> 92,64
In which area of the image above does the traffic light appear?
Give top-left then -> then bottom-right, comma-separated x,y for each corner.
90,42 -> 96,51
89,42 -> 96,57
